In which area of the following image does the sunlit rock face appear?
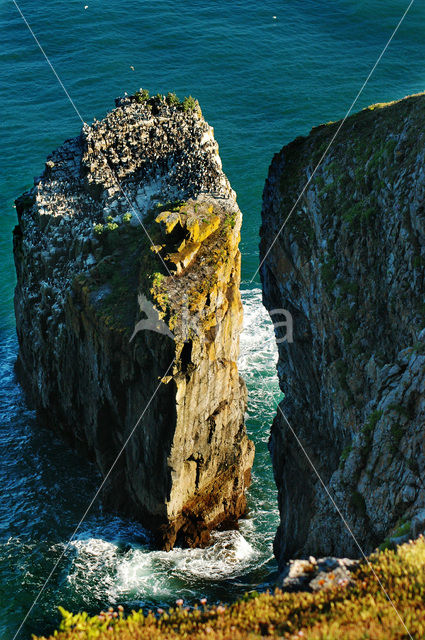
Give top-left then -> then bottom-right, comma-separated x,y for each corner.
13,91 -> 254,550
260,92 -> 425,568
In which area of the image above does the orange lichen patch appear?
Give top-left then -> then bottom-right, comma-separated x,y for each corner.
168,240 -> 202,274
155,209 -> 182,233
186,214 -> 220,243
153,201 -> 222,274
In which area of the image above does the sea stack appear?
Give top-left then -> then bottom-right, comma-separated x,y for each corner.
260,92 -> 425,568
13,91 -> 254,550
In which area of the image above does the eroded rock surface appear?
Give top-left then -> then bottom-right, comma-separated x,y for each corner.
13,91 -> 254,549
279,556 -> 358,592
260,92 -> 425,568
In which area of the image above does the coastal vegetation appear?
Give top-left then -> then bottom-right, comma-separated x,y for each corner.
133,88 -> 199,113
35,537 -> 425,640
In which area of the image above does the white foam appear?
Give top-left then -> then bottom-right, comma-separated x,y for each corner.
166,530 -> 256,580
63,288 -> 280,605
239,287 -> 277,369
239,287 -> 280,417
67,529 -> 257,602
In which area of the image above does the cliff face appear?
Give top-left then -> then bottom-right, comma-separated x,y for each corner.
13,91 -> 254,550
260,92 -> 425,568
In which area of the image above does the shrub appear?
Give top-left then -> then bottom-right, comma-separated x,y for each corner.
123,212 -> 132,224
134,88 -> 150,103
183,95 -> 197,112
166,92 -> 180,106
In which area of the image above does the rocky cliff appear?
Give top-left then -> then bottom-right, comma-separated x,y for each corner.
260,92 -> 425,568
13,90 -> 254,550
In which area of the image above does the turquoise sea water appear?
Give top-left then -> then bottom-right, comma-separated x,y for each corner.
1,0 -> 425,637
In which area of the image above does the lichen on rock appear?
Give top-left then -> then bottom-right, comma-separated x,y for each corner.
260,91 -> 425,568
13,90 -> 254,549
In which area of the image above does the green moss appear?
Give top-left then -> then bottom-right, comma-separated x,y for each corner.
76,221 -> 152,333
313,174 -> 325,190
379,520 -> 411,551
334,360 -> 348,376
385,138 -> 397,155
350,491 -> 366,517
152,272 -> 165,288
339,443 -> 352,468
362,206 -> 376,222
287,210 -> 314,245
362,409 -> 383,436
394,520 -> 411,537
412,341 -> 425,355
390,422 -> 406,453
336,281 -> 359,297
75,197 -> 230,338
333,359 -> 350,394
123,212 -> 132,224
342,202 -> 375,227
388,403 -> 410,419
318,180 -> 336,198
154,200 -> 185,215
413,255 -> 425,268
320,255 -> 336,294
360,409 -> 383,457
224,211 -> 237,229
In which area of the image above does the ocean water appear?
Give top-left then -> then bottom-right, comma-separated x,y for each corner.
1,0 -> 424,637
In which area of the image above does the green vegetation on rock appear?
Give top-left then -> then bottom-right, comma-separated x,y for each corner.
339,443 -> 352,468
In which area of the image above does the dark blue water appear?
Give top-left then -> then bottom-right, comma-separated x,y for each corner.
1,0 -> 424,637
